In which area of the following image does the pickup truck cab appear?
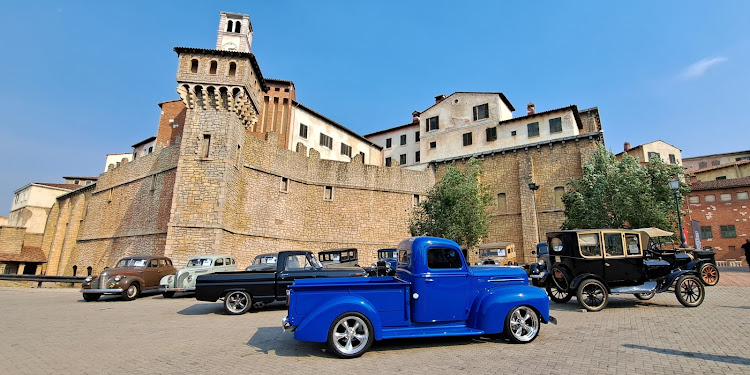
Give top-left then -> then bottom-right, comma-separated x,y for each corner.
284,237 -> 554,358
194,251 -> 366,315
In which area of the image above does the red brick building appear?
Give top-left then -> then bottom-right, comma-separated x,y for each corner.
685,176 -> 750,264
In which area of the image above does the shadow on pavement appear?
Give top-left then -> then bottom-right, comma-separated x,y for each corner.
178,303 -> 224,315
623,344 -> 750,365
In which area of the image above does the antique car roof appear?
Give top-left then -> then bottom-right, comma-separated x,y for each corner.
320,248 -> 357,253
634,227 -> 673,237
478,242 -> 513,249
187,254 -> 233,260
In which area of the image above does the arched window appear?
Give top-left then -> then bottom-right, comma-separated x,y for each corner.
226,20 -> 233,32
190,59 -> 199,73
86,266 -> 93,276
209,61 -> 218,74
72,265 -> 78,277
235,22 -> 241,33
228,62 -> 237,77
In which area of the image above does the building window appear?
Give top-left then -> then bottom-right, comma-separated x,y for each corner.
415,131 -> 420,142
497,193 -> 507,212
486,127 -> 497,142
399,154 -> 407,165
415,151 -> 420,163
527,122 -> 539,138
473,103 -> 489,121
427,116 -> 439,131
554,186 -> 565,209
413,194 -> 420,206
280,177 -> 289,193
323,186 -> 334,201
669,154 -> 677,164
720,193 -> 732,202
209,60 -> 218,74
511,130 -> 517,136
700,226 -> 713,239
227,20 -> 233,32
74,179 -> 80,184
720,225 -> 737,238
711,160 -> 720,166
688,196 -> 700,204
150,174 -> 157,191
716,176 -> 727,180
729,245 -> 736,252
699,161 -> 707,168
737,192 -> 749,200
430,141 -> 437,149
107,188 -> 113,203
704,194 -> 715,202
235,22 -> 241,33
386,138 -> 392,148
201,134 -> 211,158
385,157 -> 392,167
462,132 -> 473,146
648,152 -> 661,161
190,59 -> 199,73
147,146 -> 153,154
341,143 -> 352,157
400,134 -> 407,146
319,133 -> 332,149
228,62 -> 237,77
549,117 -> 562,133
298,124 -> 308,139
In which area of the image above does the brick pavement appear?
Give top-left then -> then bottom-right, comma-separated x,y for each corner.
0,269 -> 749,374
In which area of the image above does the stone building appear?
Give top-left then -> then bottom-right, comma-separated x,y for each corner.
683,149 -> 750,171
688,160 -> 750,182
615,140 -> 683,166
39,11 -> 604,275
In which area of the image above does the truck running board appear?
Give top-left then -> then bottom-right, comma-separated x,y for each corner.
382,325 -> 484,339
609,281 -> 657,295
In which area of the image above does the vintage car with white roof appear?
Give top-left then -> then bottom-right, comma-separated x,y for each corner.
159,254 -> 237,298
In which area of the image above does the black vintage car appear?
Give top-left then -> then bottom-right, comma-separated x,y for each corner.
545,229 -> 705,312
318,248 -> 359,267
636,227 -> 720,286
195,251 -> 366,315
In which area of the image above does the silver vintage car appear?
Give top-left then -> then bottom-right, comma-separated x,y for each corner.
159,254 -> 237,297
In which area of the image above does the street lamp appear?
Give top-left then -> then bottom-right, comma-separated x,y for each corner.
528,182 -> 541,245
668,178 -> 688,248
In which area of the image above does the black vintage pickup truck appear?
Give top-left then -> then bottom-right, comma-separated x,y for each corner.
194,251 -> 366,315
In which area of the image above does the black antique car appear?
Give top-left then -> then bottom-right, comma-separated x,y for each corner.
318,248 -> 359,267
636,227 -> 720,286
545,229 -> 705,312
366,248 -> 397,276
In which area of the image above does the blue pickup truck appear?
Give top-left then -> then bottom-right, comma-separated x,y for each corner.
283,236 -> 555,358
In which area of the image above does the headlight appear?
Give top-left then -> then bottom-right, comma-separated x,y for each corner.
538,259 -> 545,266
114,275 -> 122,282
85,276 -> 92,282
168,276 -> 174,283
371,263 -> 376,268
187,275 -> 193,282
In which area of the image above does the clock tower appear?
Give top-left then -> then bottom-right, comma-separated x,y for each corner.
216,12 -> 253,52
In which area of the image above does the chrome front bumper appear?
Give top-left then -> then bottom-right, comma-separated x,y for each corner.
281,317 -> 295,332
159,285 -> 195,293
81,288 -> 124,294
529,270 -> 549,279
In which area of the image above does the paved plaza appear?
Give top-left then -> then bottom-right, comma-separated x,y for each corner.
1,269 -> 750,374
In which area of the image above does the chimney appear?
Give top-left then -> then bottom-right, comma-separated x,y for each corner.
624,142 -> 631,152
527,102 -> 535,115
412,111 -> 421,124
689,175 -> 698,184
434,94 -> 447,104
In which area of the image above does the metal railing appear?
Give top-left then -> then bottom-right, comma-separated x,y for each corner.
0,274 -> 86,287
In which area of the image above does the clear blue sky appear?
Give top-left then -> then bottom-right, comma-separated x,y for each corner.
1,1 -> 748,216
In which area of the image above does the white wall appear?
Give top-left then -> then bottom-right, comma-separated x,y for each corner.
105,153 -> 133,172
366,124 -> 421,166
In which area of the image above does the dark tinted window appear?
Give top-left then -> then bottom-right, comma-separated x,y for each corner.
427,248 -> 463,269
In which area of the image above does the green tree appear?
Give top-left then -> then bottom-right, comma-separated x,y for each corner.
561,145 -> 689,232
409,158 -> 493,248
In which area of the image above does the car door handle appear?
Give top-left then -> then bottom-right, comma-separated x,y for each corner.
279,273 -> 288,278
425,278 -> 434,283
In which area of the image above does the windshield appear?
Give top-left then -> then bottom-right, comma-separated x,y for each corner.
252,255 -> 277,265
307,254 -> 323,269
115,258 -> 148,268
186,258 -> 213,267
378,250 -> 396,259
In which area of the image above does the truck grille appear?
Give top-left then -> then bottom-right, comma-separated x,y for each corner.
98,273 -> 107,289
178,272 -> 189,288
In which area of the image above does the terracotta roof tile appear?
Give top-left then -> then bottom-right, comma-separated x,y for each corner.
33,183 -> 81,190
0,246 -> 47,263
691,176 -> 750,191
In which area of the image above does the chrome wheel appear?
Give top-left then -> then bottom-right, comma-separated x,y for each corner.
505,306 -> 540,343
224,291 -> 251,315
327,313 -> 373,358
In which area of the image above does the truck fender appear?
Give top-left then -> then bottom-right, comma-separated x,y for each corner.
159,274 -> 173,286
293,296 -> 383,343
467,285 -> 551,335
570,273 -> 609,292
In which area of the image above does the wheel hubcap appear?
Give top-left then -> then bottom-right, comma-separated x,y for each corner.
228,293 -> 248,312
332,316 -> 368,355
509,307 -> 539,341
127,286 -> 137,298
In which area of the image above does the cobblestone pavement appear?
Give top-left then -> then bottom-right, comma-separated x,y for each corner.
1,269 -> 750,375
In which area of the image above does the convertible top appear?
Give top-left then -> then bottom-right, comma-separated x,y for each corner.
635,227 -> 674,238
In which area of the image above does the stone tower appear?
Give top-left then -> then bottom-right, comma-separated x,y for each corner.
216,12 -> 253,52
165,12 -> 267,260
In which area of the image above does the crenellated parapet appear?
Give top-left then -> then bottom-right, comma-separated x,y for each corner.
176,84 -> 258,129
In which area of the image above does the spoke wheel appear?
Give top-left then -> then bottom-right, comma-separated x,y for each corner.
634,292 -> 655,300
121,283 -> 139,301
698,263 -> 720,286
504,305 -> 540,344
577,279 -> 608,312
327,312 -> 373,358
675,275 -> 705,307
224,291 -> 251,315
546,268 -> 572,303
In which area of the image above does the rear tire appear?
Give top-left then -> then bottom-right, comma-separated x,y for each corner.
327,312 -> 374,358
698,263 -> 720,286
675,275 -> 704,307
83,293 -> 101,302
546,268 -> 572,303
223,291 -> 251,315
577,279 -> 608,312
504,305 -> 540,344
